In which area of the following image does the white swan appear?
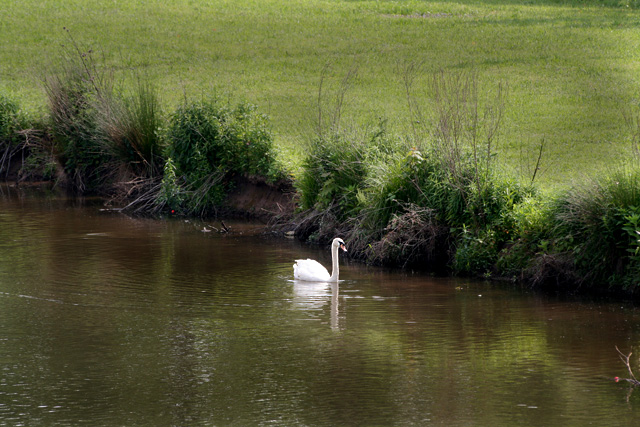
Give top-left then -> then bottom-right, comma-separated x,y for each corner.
293,238 -> 347,282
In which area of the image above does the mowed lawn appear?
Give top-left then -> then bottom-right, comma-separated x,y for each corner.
2,0 -> 639,185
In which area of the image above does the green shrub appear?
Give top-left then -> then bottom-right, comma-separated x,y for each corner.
297,132 -> 367,218
494,194 -> 552,277
0,93 -> 21,143
0,93 -> 26,177
0,95 -> 59,181
621,206 -> 640,287
339,140 -> 530,271
363,145 -> 527,228
162,98 -> 280,214
509,195 -> 553,242
297,122 -> 399,219
453,227 -> 499,276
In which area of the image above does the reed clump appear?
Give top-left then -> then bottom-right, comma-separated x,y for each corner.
95,77 -> 164,179
542,164 -> 640,290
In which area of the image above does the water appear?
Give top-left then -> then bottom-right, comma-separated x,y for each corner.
1,184 -> 640,426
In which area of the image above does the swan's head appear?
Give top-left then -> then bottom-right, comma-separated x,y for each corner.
333,237 -> 347,252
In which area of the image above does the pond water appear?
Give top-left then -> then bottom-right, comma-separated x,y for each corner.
1,184 -> 640,426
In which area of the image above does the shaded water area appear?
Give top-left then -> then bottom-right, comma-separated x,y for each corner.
1,184 -> 640,426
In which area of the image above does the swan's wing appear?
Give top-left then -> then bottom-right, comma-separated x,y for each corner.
293,258 -> 331,282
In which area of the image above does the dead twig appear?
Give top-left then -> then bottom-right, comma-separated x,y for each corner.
615,346 -> 640,387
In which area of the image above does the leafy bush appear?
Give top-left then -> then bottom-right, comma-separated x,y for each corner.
453,227 -> 499,276
297,121 -> 400,217
162,98 -> 281,214
361,144 -> 528,230
509,195 -> 553,242
494,194 -> 552,277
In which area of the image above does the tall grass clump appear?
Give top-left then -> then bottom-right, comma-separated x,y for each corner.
96,77 -> 163,179
540,162 -> 640,290
42,32 -> 112,192
159,97 -> 281,216
42,30 -> 164,195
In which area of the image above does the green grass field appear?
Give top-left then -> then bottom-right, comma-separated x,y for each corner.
2,0 -> 639,185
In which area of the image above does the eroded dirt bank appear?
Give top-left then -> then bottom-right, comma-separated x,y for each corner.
223,177 -> 296,221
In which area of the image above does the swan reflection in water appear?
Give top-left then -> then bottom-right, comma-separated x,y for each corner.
292,281 -> 341,330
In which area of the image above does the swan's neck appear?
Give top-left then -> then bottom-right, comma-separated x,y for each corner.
328,244 -> 340,282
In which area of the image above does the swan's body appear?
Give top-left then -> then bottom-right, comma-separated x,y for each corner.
293,238 -> 347,282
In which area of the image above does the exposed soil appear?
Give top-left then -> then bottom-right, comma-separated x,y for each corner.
223,176 -> 296,221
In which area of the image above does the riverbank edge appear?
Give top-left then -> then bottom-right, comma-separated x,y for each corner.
5,168 -> 640,301
2,91 -> 639,299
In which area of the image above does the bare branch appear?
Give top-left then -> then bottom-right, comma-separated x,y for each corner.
616,346 -> 637,381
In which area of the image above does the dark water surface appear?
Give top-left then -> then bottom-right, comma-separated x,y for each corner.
1,185 -> 640,426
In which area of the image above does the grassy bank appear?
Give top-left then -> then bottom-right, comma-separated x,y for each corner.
2,0 -> 640,183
